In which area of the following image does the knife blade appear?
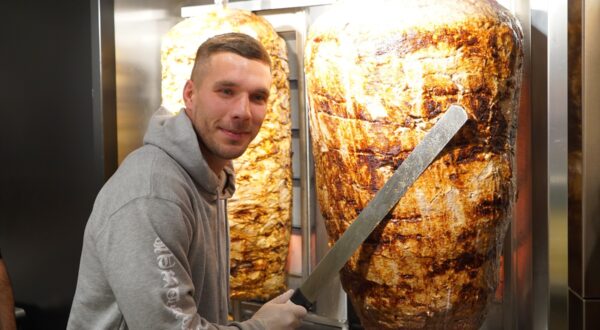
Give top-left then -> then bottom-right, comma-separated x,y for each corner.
290,105 -> 468,310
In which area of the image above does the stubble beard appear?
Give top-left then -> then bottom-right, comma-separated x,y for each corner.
199,130 -> 252,162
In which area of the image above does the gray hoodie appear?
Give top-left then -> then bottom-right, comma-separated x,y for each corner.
68,108 -> 264,330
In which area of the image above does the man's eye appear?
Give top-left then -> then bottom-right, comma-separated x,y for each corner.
220,89 -> 233,96
251,94 -> 268,103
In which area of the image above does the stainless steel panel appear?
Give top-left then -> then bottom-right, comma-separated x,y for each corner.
570,289 -> 584,329
584,300 -> 600,328
547,0 -> 570,328
569,290 -> 600,329
581,0 -> 600,299
182,0 -> 335,16
92,0 -> 118,180
568,0 -> 600,308
114,0 -> 188,163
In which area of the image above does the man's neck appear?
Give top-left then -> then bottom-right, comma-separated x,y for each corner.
198,141 -> 225,177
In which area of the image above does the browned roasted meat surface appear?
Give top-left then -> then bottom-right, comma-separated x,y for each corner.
161,8 -> 292,301
305,0 -> 523,328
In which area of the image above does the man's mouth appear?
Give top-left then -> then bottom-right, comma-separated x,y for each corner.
220,127 -> 249,140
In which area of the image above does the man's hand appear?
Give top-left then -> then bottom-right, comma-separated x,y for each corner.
252,289 -> 307,329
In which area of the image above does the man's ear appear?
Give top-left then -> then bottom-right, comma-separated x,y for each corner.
183,79 -> 195,110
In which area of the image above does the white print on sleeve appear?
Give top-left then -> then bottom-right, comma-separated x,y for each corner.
153,237 -> 196,329
161,270 -> 180,287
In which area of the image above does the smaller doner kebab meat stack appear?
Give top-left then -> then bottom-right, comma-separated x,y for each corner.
161,8 -> 292,301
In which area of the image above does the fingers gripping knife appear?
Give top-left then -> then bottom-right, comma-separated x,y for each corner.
290,105 -> 468,310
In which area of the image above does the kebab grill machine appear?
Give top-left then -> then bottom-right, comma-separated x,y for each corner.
101,0 -> 600,328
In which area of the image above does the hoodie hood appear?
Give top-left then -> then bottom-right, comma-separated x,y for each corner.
143,107 -> 235,200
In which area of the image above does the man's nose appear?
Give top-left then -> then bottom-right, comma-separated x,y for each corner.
231,95 -> 251,120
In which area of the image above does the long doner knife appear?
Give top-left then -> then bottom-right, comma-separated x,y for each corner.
290,105 -> 468,310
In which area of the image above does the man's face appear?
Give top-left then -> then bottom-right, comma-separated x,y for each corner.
183,52 -> 271,171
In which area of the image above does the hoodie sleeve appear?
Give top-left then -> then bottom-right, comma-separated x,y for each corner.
94,197 -> 264,330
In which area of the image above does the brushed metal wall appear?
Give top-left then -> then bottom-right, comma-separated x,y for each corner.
568,0 -> 600,327
547,0 -> 570,328
114,0 -> 190,163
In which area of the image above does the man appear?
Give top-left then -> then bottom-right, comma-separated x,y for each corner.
0,249 -> 17,330
68,33 -> 307,329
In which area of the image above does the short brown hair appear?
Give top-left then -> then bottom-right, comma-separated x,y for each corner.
190,32 -> 271,82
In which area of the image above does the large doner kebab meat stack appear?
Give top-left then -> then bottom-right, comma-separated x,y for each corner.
305,0 -> 523,328
161,8 -> 292,301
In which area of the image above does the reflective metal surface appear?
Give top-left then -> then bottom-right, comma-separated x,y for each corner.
569,290 -> 600,329
547,0 -> 570,328
114,0 -> 188,163
580,0 -> 600,300
568,0 -> 600,327
92,0 -> 118,180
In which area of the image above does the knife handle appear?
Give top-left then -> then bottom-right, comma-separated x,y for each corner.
290,288 -> 314,311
